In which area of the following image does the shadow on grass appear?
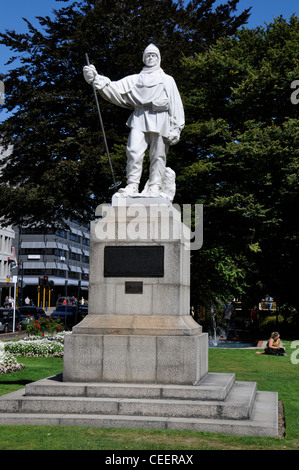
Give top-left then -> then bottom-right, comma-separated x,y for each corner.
0,380 -> 32,386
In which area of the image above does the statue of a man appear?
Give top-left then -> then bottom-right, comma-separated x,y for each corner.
83,44 -> 184,198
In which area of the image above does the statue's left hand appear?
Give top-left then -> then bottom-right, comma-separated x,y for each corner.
167,131 -> 180,145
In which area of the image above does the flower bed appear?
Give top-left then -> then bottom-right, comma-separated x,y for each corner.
4,332 -> 70,358
0,342 -> 25,374
23,316 -> 63,336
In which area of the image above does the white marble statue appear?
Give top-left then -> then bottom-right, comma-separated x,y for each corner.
83,44 -> 184,201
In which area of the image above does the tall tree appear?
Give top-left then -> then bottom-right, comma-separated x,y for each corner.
0,0 -> 250,227
179,16 -> 299,309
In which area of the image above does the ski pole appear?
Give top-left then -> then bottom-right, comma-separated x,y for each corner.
85,53 -> 121,190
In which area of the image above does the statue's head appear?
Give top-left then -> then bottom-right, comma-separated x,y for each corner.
143,44 -> 161,67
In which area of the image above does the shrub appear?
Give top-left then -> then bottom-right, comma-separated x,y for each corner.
24,316 -> 63,336
259,314 -> 283,329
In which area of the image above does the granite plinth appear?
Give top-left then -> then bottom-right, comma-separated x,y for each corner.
63,203 -> 208,384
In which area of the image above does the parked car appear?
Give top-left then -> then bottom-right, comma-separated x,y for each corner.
0,308 -> 22,333
18,306 -> 47,329
19,306 -> 46,321
78,305 -> 88,316
51,305 -> 85,330
56,296 -> 78,306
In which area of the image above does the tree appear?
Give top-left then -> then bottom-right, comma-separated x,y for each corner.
0,0 -> 250,228
178,16 -> 299,310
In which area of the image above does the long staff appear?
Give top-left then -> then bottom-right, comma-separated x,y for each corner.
85,53 -> 121,190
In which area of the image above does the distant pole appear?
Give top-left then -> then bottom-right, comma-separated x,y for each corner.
43,286 -> 46,311
12,276 -> 17,333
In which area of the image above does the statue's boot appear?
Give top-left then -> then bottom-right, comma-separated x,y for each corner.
117,183 -> 139,197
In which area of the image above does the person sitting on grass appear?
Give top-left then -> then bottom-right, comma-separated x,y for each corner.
256,332 -> 288,355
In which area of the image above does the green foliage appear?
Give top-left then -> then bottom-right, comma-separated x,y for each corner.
0,0 -> 250,229
1,2 -> 298,314
179,16 -> 299,310
259,314 -> 284,331
190,246 -> 248,308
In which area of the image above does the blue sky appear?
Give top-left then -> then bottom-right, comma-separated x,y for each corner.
215,0 -> 297,27
1,0 -> 297,121
0,0 -> 297,73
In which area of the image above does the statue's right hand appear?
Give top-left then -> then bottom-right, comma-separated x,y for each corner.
83,64 -> 97,84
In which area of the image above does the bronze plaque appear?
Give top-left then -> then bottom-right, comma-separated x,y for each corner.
104,246 -> 164,277
125,281 -> 143,294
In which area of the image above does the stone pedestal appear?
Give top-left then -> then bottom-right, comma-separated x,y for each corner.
0,200 -> 279,437
63,202 -> 208,384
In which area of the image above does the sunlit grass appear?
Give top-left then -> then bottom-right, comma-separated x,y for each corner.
0,342 -> 298,450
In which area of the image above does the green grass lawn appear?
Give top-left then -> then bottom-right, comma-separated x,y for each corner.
0,342 -> 298,450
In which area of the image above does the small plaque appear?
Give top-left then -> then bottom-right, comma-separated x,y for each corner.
104,246 -> 164,277
125,281 -> 143,294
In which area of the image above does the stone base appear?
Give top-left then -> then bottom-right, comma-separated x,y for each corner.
75,204 -> 204,384
110,193 -> 172,208
63,315 -> 208,384
0,372 -> 279,437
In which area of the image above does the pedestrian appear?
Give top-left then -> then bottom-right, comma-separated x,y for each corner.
250,305 -> 259,333
224,302 -> 238,339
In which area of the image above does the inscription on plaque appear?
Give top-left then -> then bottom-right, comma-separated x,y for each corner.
125,281 -> 143,294
104,246 -> 164,277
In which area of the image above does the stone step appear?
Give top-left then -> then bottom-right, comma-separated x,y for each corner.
0,391 -> 278,437
0,380 -> 256,421
25,372 -> 235,401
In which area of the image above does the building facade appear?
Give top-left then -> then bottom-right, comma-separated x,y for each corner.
13,220 -> 90,308
0,224 -> 16,306
0,145 -> 17,305
1,145 -> 90,308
